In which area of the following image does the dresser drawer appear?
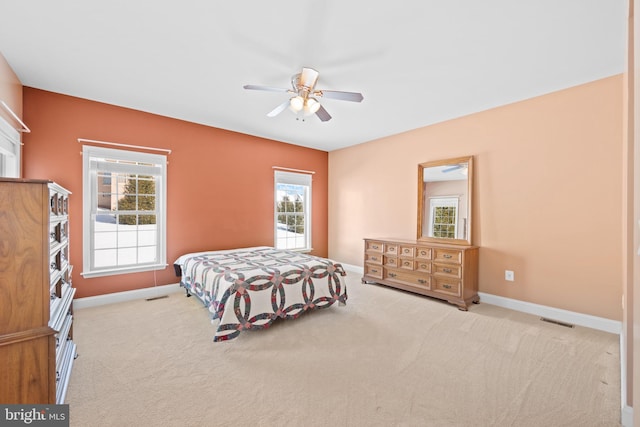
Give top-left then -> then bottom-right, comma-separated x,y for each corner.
415,247 -> 432,260
399,245 -> 415,257
432,262 -> 461,278
384,244 -> 399,256
365,252 -> 383,265
433,248 -> 462,263
399,258 -> 415,270
365,264 -> 383,279
384,269 -> 430,289
366,241 -> 383,252
416,261 -> 431,273
433,277 -> 461,296
383,256 -> 398,268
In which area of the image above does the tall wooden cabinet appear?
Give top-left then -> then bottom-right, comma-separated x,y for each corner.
363,238 -> 479,310
0,178 -> 77,404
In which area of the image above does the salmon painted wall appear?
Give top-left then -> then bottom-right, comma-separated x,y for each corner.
328,76 -> 623,321
22,88 -> 329,298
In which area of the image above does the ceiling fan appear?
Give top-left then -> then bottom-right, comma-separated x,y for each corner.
243,67 -> 364,122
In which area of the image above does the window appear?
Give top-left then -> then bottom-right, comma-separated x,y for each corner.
274,171 -> 311,251
429,197 -> 459,239
82,145 -> 167,277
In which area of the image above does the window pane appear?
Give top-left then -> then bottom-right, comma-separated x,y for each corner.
118,230 -> 137,247
138,176 -> 155,195
139,214 -> 156,225
138,246 -> 157,263
96,211 -> 116,226
119,214 -> 137,226
94,249 -> 116,268
94,228 -> 117,250
138,229 -> 157,246
117,248 -> 137,265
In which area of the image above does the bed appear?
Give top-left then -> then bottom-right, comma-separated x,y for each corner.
174,247 -> 347,341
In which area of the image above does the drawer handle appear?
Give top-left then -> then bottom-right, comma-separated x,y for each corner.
389,273 -> 397,278
443,268 -> 452,273
389,247 -> 395,252
418,279 -> 427,284
420,264 -> 428,269
443,254 -> 452,259
371,256 -> 378,261
443,284 -> 452,289
403,249 -> 410,254
403,262 -> 411,266
372,245 -> 379,249
371,269 -> 378,274
420,251 -> 427,256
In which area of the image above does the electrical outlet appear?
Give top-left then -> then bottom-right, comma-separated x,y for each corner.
505,270 -> 515,281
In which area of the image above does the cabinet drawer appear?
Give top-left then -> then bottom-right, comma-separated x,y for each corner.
366,241 -> 383,252
365,264 -> 383,279
415,247 -> 432,260
433,277 -> 461,296
399,259 -> 415,270
384,244 -> 398,256
399,246 -> 415,257
365,253 -> 383,265
50,222 -> 61,246
384,269 -> 430,289
383,256 -> 398,268
432,262 -> 461,278
433,248 -> 462,263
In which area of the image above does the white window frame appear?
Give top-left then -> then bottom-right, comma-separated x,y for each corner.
274,170 -> 312,252
82,145 -> 167,278
428,197 -> 459,239
0,116 -> 21,178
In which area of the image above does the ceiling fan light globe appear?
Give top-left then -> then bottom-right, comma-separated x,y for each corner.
305,98 -> 321,115
290,96 -> 304,112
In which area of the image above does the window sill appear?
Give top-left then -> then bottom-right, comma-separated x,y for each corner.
279,247 -> 313,254
81,263 -> 168,278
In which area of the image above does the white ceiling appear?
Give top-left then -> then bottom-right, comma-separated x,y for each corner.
0,1 -> 627,152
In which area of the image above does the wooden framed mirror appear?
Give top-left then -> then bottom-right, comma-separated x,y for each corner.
417,156 -> 473,246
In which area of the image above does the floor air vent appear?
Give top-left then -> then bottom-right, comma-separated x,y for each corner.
540,317 -> 574,328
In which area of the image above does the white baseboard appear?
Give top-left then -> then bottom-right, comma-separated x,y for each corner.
478,292 -> 621,335
621,404 -> 633,426
74,283 -> 182,309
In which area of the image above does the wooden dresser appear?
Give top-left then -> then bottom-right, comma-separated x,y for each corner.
363,238 -> 479,310
0,178 -> 77,404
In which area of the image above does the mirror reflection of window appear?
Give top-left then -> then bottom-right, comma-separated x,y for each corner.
429,197 -> 458,238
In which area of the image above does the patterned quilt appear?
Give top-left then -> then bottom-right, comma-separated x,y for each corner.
175,247 -> 347,341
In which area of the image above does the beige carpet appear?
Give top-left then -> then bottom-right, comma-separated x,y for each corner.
66,272 -> 620,426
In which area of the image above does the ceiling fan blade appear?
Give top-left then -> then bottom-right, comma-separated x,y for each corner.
316,90 -> 364,102
442,165 -> 462,173
243,84 -> 291,93
266,100 -> 290,117
315,105 -> 332,122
